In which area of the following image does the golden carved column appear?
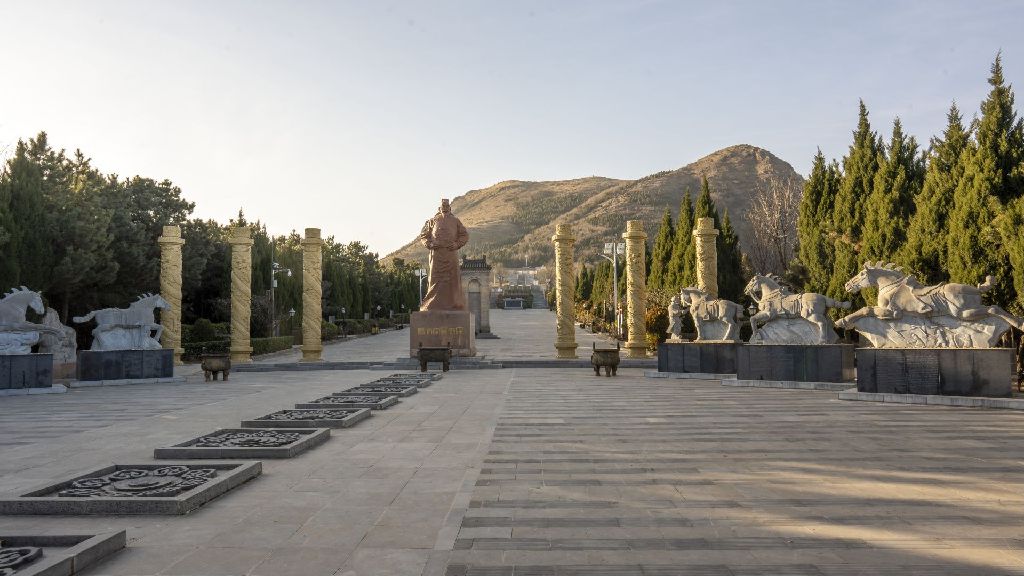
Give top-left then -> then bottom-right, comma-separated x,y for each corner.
157,225 -> 185,365
228,226 -> 254,363
622,220 -> 648,358
300,228 -> 324,362
692,217 -> 719,298
552,224 -> 577,359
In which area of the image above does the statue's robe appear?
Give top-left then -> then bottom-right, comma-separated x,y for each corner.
419,211 -> 469,311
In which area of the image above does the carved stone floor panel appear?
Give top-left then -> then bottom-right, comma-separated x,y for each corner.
296,394 -> 399,410
240,408 -> 371,428
0,462 -> 260,515
0,531 -> 125,576
154,428 -> 331,459
338,385 -> 418,397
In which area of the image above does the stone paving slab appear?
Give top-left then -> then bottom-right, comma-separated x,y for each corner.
153,428 -> 331,459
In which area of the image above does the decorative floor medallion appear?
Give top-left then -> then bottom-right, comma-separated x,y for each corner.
155,429 -> 330,459
57,466 -> 216,498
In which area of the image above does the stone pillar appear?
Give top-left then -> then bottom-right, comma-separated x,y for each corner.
157,225 -> 185,365
301,228 -> 324,362
622,220 -> 648,358
552,224 -> 577,359
692,217 -> 719,298
228,226 -> 254,363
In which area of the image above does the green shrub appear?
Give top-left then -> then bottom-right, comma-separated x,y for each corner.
182,339 -> 230,361
322,320 -> 339,341
182,320 -> 229,344
252,336 -> 294,356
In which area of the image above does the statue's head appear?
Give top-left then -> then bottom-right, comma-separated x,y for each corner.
440,198 -> 451,214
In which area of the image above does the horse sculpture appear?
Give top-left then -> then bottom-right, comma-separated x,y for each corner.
0,287 -> 60,354
678,287 -> 744,342
744,274 -> 850,345
74,293 -> 171,351
834,262 -> 1023,348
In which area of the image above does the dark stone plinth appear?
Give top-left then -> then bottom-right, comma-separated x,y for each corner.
241,408 -> 372,429
154,428 -> 330,459
297,395 -> 399,410
856,348 -> 1013,397
737,344 -> 855,383
339,385 -> 418,397
657,342 -> 738,374
76,349 -> 173,381
0,531 -> 126,576
0,462 -> 261,515
0,354 -> 53,390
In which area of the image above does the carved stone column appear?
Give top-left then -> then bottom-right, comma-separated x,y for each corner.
552,224 -> 577,359
622,220 -> 648,358
692,217 -> 719,298
301,227 -> 324,362
157,225 -> 185,365
228,226 -> 254,363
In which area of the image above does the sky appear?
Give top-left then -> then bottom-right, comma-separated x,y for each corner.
1,1 -> 1022,255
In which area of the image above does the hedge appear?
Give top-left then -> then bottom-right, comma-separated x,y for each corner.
182,339 -> 230,361
322,320 -> 339,341
252,336 -> 294,356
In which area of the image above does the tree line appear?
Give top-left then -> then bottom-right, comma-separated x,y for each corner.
0,132 -> 420,339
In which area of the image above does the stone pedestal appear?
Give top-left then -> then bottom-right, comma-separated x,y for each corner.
693,217 -> 719,298
157,225 -> 185,365
228,226 -> 254,363
409,311 -> 476,357
77,349 -> 173,382
737,344 -> 854,383
657,342 -> 737,375
301,228 -> 324,362
622,220 -> 648,358
0,354 -> 53,390
552,224 -> 577,359
856,348 -> 1013,397
460,257 -> 493,334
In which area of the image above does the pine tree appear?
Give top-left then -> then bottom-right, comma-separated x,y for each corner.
796,150 -> 840,292
694,176 -> 718,222
648,209 -> 675,291
862,118 -> 924,263
718,210 -> 744,301
949,55 -> 1024,304
667,190 -> 695,288
900,103 -> 969,283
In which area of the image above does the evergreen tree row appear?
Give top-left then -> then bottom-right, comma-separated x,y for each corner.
796,55 -> 1024,315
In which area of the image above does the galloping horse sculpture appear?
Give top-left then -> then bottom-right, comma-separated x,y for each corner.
0,287 -> 60,354
744,274 -> 850,345
74,293 -> 171,351
835,262 -> 1023,348
678,287 -> 744,342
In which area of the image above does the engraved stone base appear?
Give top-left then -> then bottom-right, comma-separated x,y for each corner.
76,349 -> 173,381
0,462 -> 261,515
297,395 -> 399,410
737,344 -> 854,383
154,428 -> 330,459
657,342 -> 738,374
241,408 -> 372,428
338,385 -> 418,397
0,354 -> 53,391
856,348 -> 1013,397
0,531 -> 126,576
409,311 -> 476,357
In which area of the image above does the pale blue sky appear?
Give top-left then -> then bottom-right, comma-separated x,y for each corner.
1,1 -> 1020,255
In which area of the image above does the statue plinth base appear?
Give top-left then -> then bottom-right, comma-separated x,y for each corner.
737,344 -> 854,383
856,347 -> 1013,398
77,349 -> 173,382
554,341 -> 578,359
410,311 -> 476,357
1,353 -> 53,390
657,341 -> 738,374
624,340 -> 648,359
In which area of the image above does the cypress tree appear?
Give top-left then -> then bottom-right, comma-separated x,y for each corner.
694,175 -> 718,222
796,150 -> 839,293
648,209 -> 675,291
667,190 -> 695,288
900,103 -> 969,283
949,55 -> 1024,303
718,210 -> 744,301
862,118 -> 924,263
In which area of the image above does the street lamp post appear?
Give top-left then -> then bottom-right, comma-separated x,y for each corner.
415,268 -> 427,305
270,242 -> 291,337
599,242 -> 624,338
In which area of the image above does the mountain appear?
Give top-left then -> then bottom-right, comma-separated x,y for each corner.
385,144 -> 804,270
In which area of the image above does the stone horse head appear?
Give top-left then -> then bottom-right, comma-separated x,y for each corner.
0,286 -> 45,324
131,293 -> 171,312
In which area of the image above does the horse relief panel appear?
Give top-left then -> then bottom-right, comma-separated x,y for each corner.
834,262 -> 1024,348
74,293 -> 171,351
745,274 -> 850,345
677,287 -> 744,342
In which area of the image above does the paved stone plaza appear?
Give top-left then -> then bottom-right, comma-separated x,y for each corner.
2,311 -> 1024,574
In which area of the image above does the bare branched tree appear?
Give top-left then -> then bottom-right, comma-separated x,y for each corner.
746,175 -> 801,276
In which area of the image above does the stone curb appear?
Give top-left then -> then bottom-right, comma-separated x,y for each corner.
0,384 -> 67,396
644,370 -> 737,380
837,390 -> 1024,410
68,376 -> 185,388
725,380 -> 855,391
